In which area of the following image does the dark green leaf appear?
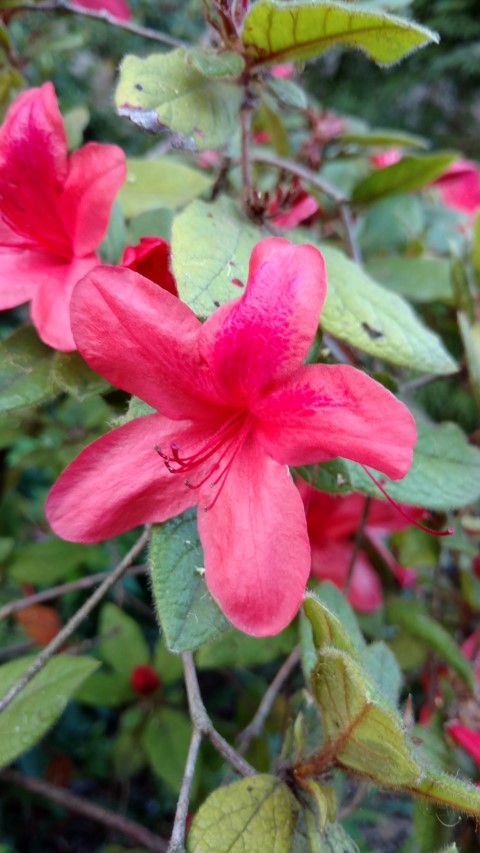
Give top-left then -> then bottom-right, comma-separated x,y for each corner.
0,326 -> 55,413
352,153 -> 457,203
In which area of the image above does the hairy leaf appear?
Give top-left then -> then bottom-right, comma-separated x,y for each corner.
0,326 -> 55,413
118,157 -> 212,218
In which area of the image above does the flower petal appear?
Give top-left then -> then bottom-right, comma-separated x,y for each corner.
198,433 -> 311,636
70,0 -> 131,20
0,83 -> 71,256
256,363 -> 416,480
310,541 -> 382,612
59,142 -> 126,256
122,236 -> 177,295
46,415 -> 213,542
71,266 -> 226,419
30,254 -> 99,351
0,248 -> 44,309
199,237 -> 326,407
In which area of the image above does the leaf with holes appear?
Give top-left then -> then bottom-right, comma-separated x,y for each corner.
242,0 -> 438,67
115,49 -> 242,151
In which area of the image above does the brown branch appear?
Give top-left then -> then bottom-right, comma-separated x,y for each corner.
252,151 -> 347,204
0,564 -> 147,623
0,768 -> 168,852
237,646 -> 300,755
339,202 -> 362,265
14,0 -> 185,47
0,528 -> 150,715
168,728 -> 202,853
182,652 -> 255,778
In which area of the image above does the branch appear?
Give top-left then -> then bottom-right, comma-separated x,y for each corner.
237,646 -> 300,755
168,728 -> 202,853
339,202 -> 362,265
0,768 -> 168,852
252,151 -> 347,204
15,1 -> 185,47
0,564 -> 147,623
0,528 -> 150,715
182,652 -> 255,778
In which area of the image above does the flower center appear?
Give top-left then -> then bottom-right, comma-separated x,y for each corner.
156,411 -> 255,511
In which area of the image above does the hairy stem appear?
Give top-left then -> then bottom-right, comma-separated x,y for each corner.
0,768 -> 168,852
0,528 -> 150,715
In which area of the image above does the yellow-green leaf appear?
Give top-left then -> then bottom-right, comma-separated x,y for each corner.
187,775 -> 300,852
352,153 -> 457,203
118,157 -> 212,219
242,0 -> 438,67
311,648 -> 422,786
303,594 -> 361,661
115,49 -> 242,152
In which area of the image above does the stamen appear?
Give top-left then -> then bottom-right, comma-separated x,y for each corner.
362,466 -> 454,537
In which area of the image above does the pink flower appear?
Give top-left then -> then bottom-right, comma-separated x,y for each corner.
122,237 -> 177,296
369,148 -> 403,169
46,237 -> 416,635
71,0 -> 131,20
268,183 -> 319,230
447,722 -> 480,767
0,83 -> 126,350
432,159 -> 480,214
299,485 -> 417,611
271,63 -> 295,79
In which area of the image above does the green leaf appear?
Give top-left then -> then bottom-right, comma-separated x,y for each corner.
98,603 -> 150,678
172,197 -> 260,317
152,640 -> 183,684
0,655 -> 99,768
358,194 -> 425,253
311,648 -> 422,786
196,624 -> 296,669
266,76 -> 307,109
343,420 -> 480,510
363,641 -> 402,707
149,509 -> 229,652
118,157 -> 212,219
473,211 -> 480,289
352,153 -> 456,203
187,47 -> 245,78
52,351 -> 110,401
115,48 -> 242,152
365,256 -> 453,304
172,198 -> 457,373
319,243 -> 457,373
302,594 -> 361,661
305,821 -> 360,852
75,669 -> 133,706
7,538 -> 101,585
339,128 -> 428,149
187,774 -> 300,852
307,419 -> 480,510
242,0 -> 438,67
142,707 -> 193,792
315,583 -> 366,653
0,326 -> 55,413
386,598 -> 474,690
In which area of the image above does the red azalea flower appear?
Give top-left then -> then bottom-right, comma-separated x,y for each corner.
299,484 -> 418,611
130,664 -> 161,696
70,0 -> 130,19
432,159 -> 480,214
0,83 -> 126,350
46,237 -> 416,636
447,722 -> 480,767
369,148 -> 403,169
122,236 -> 178,296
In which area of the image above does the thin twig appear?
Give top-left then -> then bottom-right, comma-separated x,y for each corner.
240,92 -> 254,206
0,768 -> 168,852
168,728 -> 202,853
0,529 -> 150,715
342,497 -> 371,596
252,151 -> 347,204
0,564 -> 147,623
182,652 -> 255,778
15,1 -> 185,47
237,646 -> 300,755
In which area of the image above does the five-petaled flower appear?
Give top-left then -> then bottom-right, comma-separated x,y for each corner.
0,82 -> 126,350
46,237 -> 416,636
